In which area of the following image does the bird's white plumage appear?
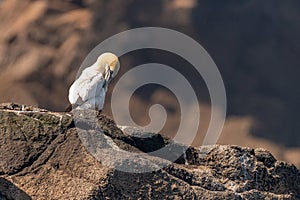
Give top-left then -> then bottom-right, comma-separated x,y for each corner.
69,67 -> 106,110
68,53 -> 119,111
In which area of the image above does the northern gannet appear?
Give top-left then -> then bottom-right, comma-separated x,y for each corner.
67,52 -> 120,111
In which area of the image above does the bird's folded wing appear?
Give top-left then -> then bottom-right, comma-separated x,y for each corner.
68,68 -> 95,104
77,74 -> 105,102
79,74 -> 105,101
68,81 -> 80,104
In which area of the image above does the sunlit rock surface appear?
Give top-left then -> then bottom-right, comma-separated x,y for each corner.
0,103 -> 299,199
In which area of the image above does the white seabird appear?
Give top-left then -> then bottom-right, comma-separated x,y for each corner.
68,52 -> 120,111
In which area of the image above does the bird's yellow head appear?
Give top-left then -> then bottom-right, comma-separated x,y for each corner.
96,52 -> 120,82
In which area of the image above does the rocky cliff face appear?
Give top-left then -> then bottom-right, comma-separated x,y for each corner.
0,103 -> 299,199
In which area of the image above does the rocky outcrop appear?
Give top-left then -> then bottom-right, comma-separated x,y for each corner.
0,103 -> 299,199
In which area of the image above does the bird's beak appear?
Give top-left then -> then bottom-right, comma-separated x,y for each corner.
106,69 -> 113,82
108,69 -> 113,81
103,69 -> 113,88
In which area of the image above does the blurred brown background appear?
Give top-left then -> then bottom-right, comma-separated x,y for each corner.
0,0 -> 299,167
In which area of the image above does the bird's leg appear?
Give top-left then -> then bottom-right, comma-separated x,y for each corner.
95,105 -> 102,114
96,110 -> 102,118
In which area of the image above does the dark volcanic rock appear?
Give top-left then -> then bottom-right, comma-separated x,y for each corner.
0,178 -> 31,200
0,103 -> 299,199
